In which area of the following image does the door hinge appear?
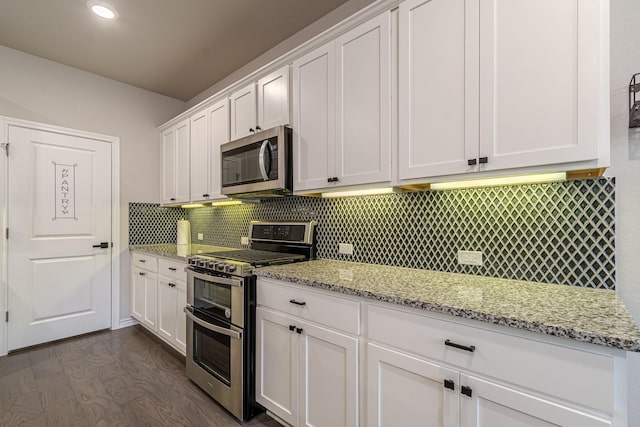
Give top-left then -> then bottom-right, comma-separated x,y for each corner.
5,228 -> 8,239
1,142 -> 8,156
5,311 -> 8,322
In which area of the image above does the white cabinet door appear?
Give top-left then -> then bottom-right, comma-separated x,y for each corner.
459,374 -> 612,427
258,66 -> 290,130
256,307 -> 298,426
161,118 -> 190,204
478,0 -> 601,171
368,343 -> 459,427
398,0 -> 476,180
161,127 -> 176,204
174,281 -> 187,354
292,43 -> 335,192
131,267 -> 158,331
230,83 -> 257,140
208,99 -> 230,200
157,276 -> 176,343
131,267 -> 146,322
190,109 -> 210,202
298,320 -> 358,427
335,12 -> 391,188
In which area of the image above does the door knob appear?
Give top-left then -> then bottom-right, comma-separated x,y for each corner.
92,242 -> 109,249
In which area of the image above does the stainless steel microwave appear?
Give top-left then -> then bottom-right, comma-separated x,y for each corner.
220,125 -> 292,199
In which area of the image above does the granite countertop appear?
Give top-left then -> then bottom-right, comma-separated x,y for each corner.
129,244 -> 239,260
254,259 -> 640,352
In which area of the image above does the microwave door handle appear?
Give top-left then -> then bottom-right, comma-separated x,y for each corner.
258,140 -> 270,181
184,306 -> 241,340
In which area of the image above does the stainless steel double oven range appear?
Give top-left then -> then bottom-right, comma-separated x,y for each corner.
184,221 -> 316,421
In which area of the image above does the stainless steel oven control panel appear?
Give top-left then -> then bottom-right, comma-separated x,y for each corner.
187,256 -> 253,277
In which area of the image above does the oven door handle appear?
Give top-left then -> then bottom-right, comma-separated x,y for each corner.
186,269 -> 243,287
184,306 -> 242,340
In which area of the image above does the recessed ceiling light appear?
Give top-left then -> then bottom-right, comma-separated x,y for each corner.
87,1 -> 118,20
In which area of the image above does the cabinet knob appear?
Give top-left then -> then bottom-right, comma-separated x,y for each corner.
289,325 -> 296,331
139,272 -> 146,276
249,128 -> 255,133
479,157 -> 488,164
327,177 -> 339,183
296,327 -> 304,334
170,198 -> 176,201
168,267 -> 177,271
203,194 -> 209,198
467,159 -> 477,166
256,126 -> 262,131
444,379 -> 455,390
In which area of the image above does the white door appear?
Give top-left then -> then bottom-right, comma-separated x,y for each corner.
292,43 -> 336,192
161,126 -> 176,204
174,280 -> 187,354
157,276 -> 176,342
7,124 -> 112,351
398,0 -> 477,180
230,83 -> 257,140
459,374 -> 612,427
335,12 -> 392,188
258,66 -> 291,130
255,307 -> 298,426
190,108 -> 210,202
208,99 -> 230,200
298,320 -> 358,427
478,0 -> 601,171
368,343 -> 459,427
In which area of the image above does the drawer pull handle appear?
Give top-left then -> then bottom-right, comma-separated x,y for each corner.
445,339 -> 475,353
444,379 -> 455,391
461,385 -> 473,398
168,267 -> 177,271
289,299 -> 306,306
139,272 -> 146,276
139,259 -> 146,263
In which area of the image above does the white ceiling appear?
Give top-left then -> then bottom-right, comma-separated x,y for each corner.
0,0 -> 350,101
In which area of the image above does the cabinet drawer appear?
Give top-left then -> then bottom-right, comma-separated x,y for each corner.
367,304 -> 615,414
257,278 -> 360,335
158,258 -> 187,282
132,252 -> 158,272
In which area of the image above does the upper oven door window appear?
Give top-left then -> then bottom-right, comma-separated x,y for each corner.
222,136 -> 279,187
192,272 -> 244,327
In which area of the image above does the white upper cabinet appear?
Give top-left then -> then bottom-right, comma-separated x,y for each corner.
189,99 -> 230,202
161,118 -> 190,204
399,0 -> 607,182
258,67 -> 291,130
292,43 -> 335,192
477,0 -> 602,172
398,0 -> 476,180
230,83 -> 257,140
335,12 -> 391,188
208,98 -> 230,200
190,108 -> 210,201
230,66 -> 291,141
293,12 -> 391,193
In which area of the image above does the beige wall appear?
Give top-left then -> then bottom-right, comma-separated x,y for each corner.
607,0 -> 640,420
0,45 -> 185,323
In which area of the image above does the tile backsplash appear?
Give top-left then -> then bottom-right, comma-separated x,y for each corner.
129,178 -> 615,289
129,203 -> 187,245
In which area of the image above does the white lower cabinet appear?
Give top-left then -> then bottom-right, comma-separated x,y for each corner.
256,279 -> 360,427
368,343 -> 459,427
130,252 -> 187,355
131,266 -> 158,331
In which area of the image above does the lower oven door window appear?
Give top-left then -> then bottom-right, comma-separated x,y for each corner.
193,310 -> 242,387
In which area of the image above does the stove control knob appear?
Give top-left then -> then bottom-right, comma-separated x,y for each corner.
197,260 -> 206,267
217,263 -> 226,271
227,265 -> 237,273
188,258 -> 197,265
207,261 -> 216,269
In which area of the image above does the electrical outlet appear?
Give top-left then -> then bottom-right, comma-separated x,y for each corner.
458,250 -> 483,266
241,236 -> 249,245
197,233 -> 204,241
338,243 -> 354,255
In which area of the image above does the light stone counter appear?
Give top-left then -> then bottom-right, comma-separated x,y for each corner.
129,244 -> 239,260
254,259 -> 640,352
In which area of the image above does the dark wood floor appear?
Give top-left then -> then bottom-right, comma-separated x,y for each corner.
0,326 -> 282,427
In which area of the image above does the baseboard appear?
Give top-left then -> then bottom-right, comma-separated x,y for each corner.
116,317 -> 138,329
